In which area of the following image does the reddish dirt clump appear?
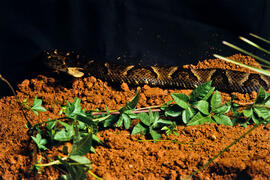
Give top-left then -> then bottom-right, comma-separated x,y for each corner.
0,54 -> 269,179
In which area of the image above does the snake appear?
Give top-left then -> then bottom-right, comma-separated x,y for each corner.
43,49 -> 270,93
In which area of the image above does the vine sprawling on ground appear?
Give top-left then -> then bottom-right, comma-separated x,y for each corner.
22,81 -> 269,179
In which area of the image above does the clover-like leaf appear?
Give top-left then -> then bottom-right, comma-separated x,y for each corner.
31,96 -> 47,115
31,133 -> 48,151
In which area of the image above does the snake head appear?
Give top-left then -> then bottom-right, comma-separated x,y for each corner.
43,49 -> 85,77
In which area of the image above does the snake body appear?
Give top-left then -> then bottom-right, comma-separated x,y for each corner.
43,49 -> 270,93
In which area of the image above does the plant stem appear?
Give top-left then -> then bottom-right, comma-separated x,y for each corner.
35,157 -> 68,167
249,33 -> 270,44
91,108 -> 161,116
0,74 -> 32,129
184,122 -> 262,180
213,54 -> 270,76
222,41 -> 270,66
240,36 -> 270,57
88,170 -> 103,180
137,139 -> 204,145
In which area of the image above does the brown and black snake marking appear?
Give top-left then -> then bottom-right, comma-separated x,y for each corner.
43,49 -> 270,93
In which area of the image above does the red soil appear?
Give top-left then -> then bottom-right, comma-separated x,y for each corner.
0,54 -> 269,179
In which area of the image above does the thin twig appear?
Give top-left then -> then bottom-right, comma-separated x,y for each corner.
0,74 -> 32,129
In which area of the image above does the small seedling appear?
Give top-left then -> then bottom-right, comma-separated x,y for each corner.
31,133 -> 48,151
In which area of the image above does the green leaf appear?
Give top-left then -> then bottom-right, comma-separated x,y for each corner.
65,98 -> 86,119
161,100 -> 173,110
161,122 -> 178,136
120,89 -> 140,112
115,116 -> 124,127
31,96 -> 47,115
252,111 -> 260,124
149,128 -> 162,140
243,109 -> 253,118
189,81 -> 215,103
58,158 -> 87,180
150,111 -> 160,126
255,87 -> 267,104
182,107 -> 196,124
54,121 -> 74,141
131,123 -> 147,135
211,91 -> 222,110
163,104 -> 182,117
92,134 -> 103,145
148,109 -> 154,123
212,104 -> 230,114
70,133 -> 92,156
137,113 -> 151,126
155,119 -> 173,126
194,100 -> 209,115
103,115 -> 118,127
122,113 -> 131,129
31,133 -> 48,151
171,93 -> 189,109
266,97 -> 270,108
187,112 -> 214,126
213,115 -> 233,126
254,107 -> 270,120
69,155 -> 91,166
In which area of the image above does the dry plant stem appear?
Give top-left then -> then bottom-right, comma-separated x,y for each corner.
0,74 -> 32,129
91,109 -> 161,116
221,41 -> 270,67
137,139 -> 204,146
249,33 -> 270,44
184,122 -> 262,180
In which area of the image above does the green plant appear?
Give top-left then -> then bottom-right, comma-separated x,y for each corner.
242,87 -> 270,125
33,97 -> 96,179
131,109 -> 173,140
31,133 -> 48,151
161,81 -> 232,126
23,96 -> 47,115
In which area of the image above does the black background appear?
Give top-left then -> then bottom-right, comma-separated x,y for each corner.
1,0 -> 270,97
